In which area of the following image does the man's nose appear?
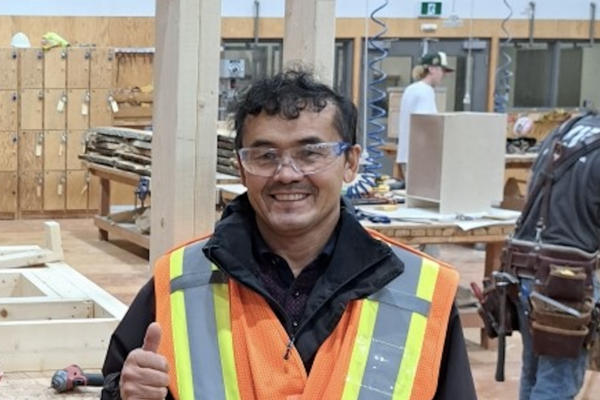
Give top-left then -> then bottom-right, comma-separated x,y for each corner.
273,154 -> 304,181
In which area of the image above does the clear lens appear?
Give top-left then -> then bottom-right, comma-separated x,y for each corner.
238,142 -> 350,177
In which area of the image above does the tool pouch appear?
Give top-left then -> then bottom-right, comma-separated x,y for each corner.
588,303 -> 600,371
478,278 -> 520,338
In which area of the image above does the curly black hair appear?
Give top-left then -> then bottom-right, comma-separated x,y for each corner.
232,69 -> 357,149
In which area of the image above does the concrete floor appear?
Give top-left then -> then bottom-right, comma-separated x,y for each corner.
0,219 -> 598,399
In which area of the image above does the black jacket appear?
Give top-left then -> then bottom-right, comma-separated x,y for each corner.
101,195 -> 477,400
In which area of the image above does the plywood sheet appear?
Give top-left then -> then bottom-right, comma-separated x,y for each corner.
0,90 -> 18,131
19,48 -> 44,89
67,89 -> 90,130
67,47 -> 91,89
0,172 -> 17,213
0,132 -> 18,172
90,48 -> 115,88
90,89 -> 113,127
18,171 -> 43,211
44,89 -> 67,130
43,47 -> 67,89
66,170 -> 89,210
43,170 -> 66,211
18,131 -> 44,172
0,48 -> 18,89
43,131 -> 67,171
67,130 -> 87,170
20,89 -> 43,130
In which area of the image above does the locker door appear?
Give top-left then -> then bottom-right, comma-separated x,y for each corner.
90,48 -> 115,88
44,48 -> 67,89
90,89 -> 113,127
0,49 -> 18,90
19,171 -> 44,211
0,91 -> 18,131
20,89 -> 44,130
0,132 -> 18,171
67,47 -> 91,89
66,170 -> 88,210
43,131 -> 67,171
19,48 -> 44,89
44,89 -> 67,130
0,172 -> 18,214
67,130 -> 87,170
88,174 -> 100,211
44,171 -> 66,211
19,131 -> 44,171
67,89 -> 90,130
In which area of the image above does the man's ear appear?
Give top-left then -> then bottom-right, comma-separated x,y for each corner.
343,145 -> 362,183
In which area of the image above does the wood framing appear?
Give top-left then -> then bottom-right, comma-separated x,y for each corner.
283,0 -> 336,83
0,262 -> 127,372
0,221 -> 63,269
151,0 -> 221,265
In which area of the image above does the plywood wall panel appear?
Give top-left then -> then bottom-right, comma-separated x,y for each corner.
44,89 -> 67,130
67,130 -> 87,170
90,89 -> 113,127
20,89 -> 44,130
67,47 -> 91,89
90,48 -> 116,89
0,91 -> 18,131
19,171 -> 43,211
67,89 -> 90,130
43,131 -> 67,171
19,48 -> 44,89
0,49 -> 18,90
18,131 -> 44,172
0,172 -> 18,214
44,171 -> 66,211
0,132 -> 18,172
66,170 -> 88,210
44,48 -> 67,89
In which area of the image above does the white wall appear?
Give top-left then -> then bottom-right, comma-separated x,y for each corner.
0,0 -> 597,20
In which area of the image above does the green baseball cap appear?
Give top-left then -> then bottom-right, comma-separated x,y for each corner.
420,51 -> 454,72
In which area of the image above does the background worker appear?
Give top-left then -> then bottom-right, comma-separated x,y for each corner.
395,51 -> 453,180
101,68 -> 477,400
505,112 -> 600,400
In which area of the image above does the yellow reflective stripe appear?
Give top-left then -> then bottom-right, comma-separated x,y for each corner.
170,248 -> 195,400
393,258 -> 440,399
212,267 -> 241,400
341,300 -> 379,400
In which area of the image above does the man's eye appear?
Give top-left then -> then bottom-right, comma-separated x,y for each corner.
255,151 -> 279,161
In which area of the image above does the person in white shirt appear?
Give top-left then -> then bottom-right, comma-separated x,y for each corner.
395,51 -> 453,179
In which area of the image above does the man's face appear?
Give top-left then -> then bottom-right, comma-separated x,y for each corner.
238,104 -> 361,237
429,66 -> 446,86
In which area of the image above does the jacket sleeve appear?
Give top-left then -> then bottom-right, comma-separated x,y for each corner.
433,304 -> 478,400
101,279 -> 172,400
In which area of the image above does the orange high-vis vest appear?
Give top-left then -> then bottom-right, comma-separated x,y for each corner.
155,231 -> 459,400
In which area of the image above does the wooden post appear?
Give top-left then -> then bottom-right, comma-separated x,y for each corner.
283,0 -> 336,84
151,0 -> 221,266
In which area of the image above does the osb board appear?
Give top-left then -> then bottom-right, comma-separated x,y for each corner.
0,90 -> 18,131
66,170 -> 89,210
115,52 -> 154,88
43,89 -> 67,130
90,48 -> 116,89
0,48 -> 18,90
18,171 -> 43,212
0,172 -> 17,213
20,89 -> 44,130
67,130 -> 87,170
18,48 -> 44,89
67,47 -> 92,89
18,131 -> 44,172
0,132 -> 18,172
43,131 -> 67,171
89,89 -> 113,127
43,171 -> 66,211
67,89 -> 91,130
43,48 -> 67,89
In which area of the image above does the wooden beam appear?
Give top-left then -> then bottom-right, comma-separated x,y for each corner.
283,0 -> 336,84
0,298 -> 94,321
0,222 -> 63,269
151,0 -> 221,266
487,35 -> 500,112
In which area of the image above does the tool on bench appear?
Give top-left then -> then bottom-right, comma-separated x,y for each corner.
355,209 -> 391,224
134,176 -> 151,208
51,364 -> 104,393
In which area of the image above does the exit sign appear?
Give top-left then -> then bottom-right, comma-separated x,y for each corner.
420,2 -> 442,17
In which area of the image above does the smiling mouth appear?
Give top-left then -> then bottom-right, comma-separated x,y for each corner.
271,193 -> 309,201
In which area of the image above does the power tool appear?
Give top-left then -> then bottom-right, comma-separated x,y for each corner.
51,364 -> 104,393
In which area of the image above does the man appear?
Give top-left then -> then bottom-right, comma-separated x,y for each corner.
101,69 -> 476,400
395,51 -> 453,179
504,112 -> 600,400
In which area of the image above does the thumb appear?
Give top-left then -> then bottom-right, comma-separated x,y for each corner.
142,322 -> 162,353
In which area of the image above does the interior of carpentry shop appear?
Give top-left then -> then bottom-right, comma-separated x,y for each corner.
2,0 -> 600,399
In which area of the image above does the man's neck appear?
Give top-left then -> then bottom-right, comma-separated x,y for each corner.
421,75 -> 435,87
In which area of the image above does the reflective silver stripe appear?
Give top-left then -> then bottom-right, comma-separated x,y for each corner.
171,270 -> 229,293
357,246 -> 431,400
179,241 -> 228,400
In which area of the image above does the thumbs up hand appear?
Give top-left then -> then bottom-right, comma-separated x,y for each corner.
120,322 -> 170,400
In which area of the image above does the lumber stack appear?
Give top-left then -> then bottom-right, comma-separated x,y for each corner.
80,126 -> 152,176
217,134 -> 240,177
